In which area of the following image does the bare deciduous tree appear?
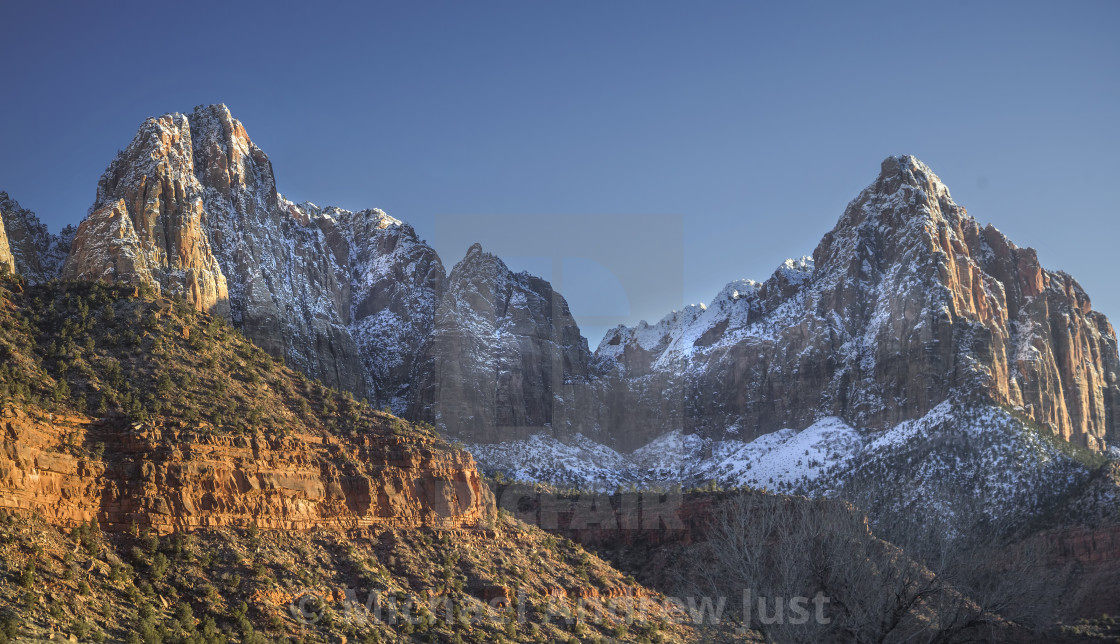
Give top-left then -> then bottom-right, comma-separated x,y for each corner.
669,490 -> 1065,643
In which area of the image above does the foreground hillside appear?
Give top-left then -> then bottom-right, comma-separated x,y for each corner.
0,276 -> 694,643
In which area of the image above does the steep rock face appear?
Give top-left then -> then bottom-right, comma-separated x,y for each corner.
64,105 -> 449,400
0,410 -> 492,533
186,106 -> 366,396
307,205 -> 446,412
62,199 -> 155,286
413,244 -> 600,442
66,106 -> 363,393
598,156 -> 1120,450
68,112 -> 229,313
0,208 -> 13,274
46,110 -> 1120,457
0,192 -> 73,282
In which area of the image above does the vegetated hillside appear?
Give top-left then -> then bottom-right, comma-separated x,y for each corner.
0,273 -> 368,436
0,509 -> 696,644
0,275 -> 697,643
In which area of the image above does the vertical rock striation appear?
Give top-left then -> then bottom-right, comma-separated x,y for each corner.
0,207 -> 13,274
597,156 -> 1120,450
412,244 -> 601,442
63,105 -> 448,401
308,205 -> 447,412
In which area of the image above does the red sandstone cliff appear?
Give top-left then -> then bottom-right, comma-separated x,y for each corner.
0,408 -> 492,534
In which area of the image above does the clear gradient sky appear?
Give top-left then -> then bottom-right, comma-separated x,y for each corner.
1,1 -> 1117,344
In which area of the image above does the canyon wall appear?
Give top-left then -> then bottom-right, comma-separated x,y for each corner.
0,408 -> 492,533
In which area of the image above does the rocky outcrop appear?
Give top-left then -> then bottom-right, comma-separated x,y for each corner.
0,409 -> 492,533
64,105 -> 448,401
597,156 -> 1120,450
57,105 -> 593,429
62,199 -> 155,286
307,205 -> 446,412
74,112 -> 230,315
0,208 -> 13,275
0,192 -> 72,282
186,106 -> 370,396
412,244 -> 601,442
401,156 -> 1118,453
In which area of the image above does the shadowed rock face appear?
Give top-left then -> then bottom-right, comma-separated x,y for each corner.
307,205 -> 447,413
411,244 -> 601,443
597,156 -> 1120,450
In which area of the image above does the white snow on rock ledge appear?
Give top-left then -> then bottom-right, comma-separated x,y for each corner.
468,416 -> 863,493
465,403 -> 1100,528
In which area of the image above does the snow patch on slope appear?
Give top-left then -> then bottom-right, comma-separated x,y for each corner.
467,402 -> 1098,528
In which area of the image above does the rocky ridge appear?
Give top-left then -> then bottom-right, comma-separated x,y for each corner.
0,191 -> 73,283
61,105 -> 452,406
305,202 -> 446,413
0,409 -> 490,533
411,243 -> 601,442
598,156 -> 1120,451
0,207 -> 13,274
10,109 -> 1120,465
0,278 -> 493,534
18,104 -> 596,425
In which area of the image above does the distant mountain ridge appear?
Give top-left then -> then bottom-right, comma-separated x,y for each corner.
2,106 -> 1116,471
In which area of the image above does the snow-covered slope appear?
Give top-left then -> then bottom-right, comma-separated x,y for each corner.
304,203 -> 445,412
468,400 -> 1101,531
596,259 -> 813,371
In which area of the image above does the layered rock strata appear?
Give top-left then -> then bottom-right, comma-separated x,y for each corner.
0,409 -> 492,533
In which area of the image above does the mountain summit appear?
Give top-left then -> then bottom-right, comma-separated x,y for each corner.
7,108 -> 1118,467
597,154 -> 1118,451
12,108 -> 1120,455
63,105 -> 445,407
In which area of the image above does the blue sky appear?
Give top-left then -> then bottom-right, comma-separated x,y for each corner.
1,1 -> 1117,343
